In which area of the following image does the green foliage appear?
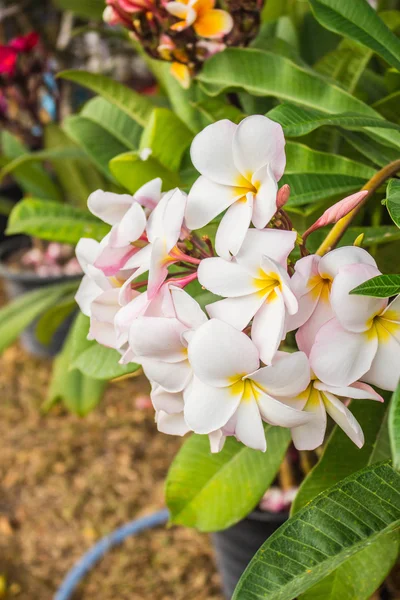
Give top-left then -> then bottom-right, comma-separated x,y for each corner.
350,274 -> 400,298
234,462 -> 400,600
52,0 -> 104,19
7,199 -> 109,244
35,296 -> 77,346
166,425 -> 290,532
389,381 -> 400,471
110,151 -> 181,193
386,178 -> 400,228
81,97 -> 143,150
72,343 -> 140,380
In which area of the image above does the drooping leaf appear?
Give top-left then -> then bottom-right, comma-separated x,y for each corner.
0,147 -> 86,184
233,461 -> 400,600
58,71 -> 154,127
7,198 -> 109,243
350,274 -> 400,298
139,108 -> 193,172
109,151 -> 181,193
81,97 -> 142,151
71,343 -> 140,380
386,179 -> 400,229
309,0 -> 400,72
166,425 -> 290,532
0,281 -> 78,354
389,380 -> 400,471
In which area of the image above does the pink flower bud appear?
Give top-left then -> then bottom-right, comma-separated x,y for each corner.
276,184 -> 290,210
303,190 -> 368,240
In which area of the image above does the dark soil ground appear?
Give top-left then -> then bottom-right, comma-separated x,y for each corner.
0,343 -> 223,599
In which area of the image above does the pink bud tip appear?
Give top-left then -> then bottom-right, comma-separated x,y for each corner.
303,190 -> 368,240
276,184 -> 290,210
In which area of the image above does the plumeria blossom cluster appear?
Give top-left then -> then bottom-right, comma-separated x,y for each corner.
103,0 -> 263,88
75,115 -> 400,454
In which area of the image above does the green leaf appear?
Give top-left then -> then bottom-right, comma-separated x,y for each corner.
373,91 -> 400,124
309,0 -> 400,72
52,0 -> 104,19
1,131 -> 63,201
197,48 -> 400,149
35,296 -> 77,346
283,173 -> 365,207
81,97 -> 142,150
0,147 -> 86,184
46,314 -> 106,416
71,343 -> 140,380
139,108 -> 193,172
0,281 -> 77,354
233,461 -> 400,600
342,130 -> 400,168
110,151 -> 181,194
166,425 -> 290,532
58,71 -> 154,127
7,198 -> 109,243
306,225 -> 400,252
386,179 -> 400,229
315,38 -> 372,94
267,103 -> 400,138
389,380 -> 400,471
350,274 -> 400,298
194,97 -> 245,124
63,115 -> 129,179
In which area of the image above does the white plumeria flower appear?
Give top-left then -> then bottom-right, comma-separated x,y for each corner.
128,287 -> 207,392
151,384 -> 190,437
287,246 -> 377,355
283,374 -> 383,450
198,229 -> 298,364
88,178 -> 162,222
166,0 -> 233,39
75,238 -> 112,317
310,262 -> 400,391
185,116 -> 286,259
185,319 -> 311,452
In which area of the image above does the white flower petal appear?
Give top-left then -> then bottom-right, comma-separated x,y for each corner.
170,286 -> 207,330
250,351 -> 310,398
206,292 -> 265,331
256,391 -> 312,428
251,289 -> 286,365
87,190 -> 133,225
314,380 -> 384,401
185,176 -> 243,230
151,384 -> 184,414
184,376 -> 242,433
318,245 -> 377,279
198,257 -> 256,297
156,411 -> 190,436
251,164 -> 278,229
362,319 -> 400,392
234,398 -> 266,451
108,202 -> 146,248
208,429 -> 226,453
215,194 -> 253,259
75,275 -> 103,317
322,392 -> 364,448
134,177 -> 162,210
141,358 -> 192,393
295,291 -> 334,356
291,388 -> 327,451
129,317 -> 188,363
236,228 -> 296,274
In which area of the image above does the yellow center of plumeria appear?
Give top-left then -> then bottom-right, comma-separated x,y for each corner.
308,273 -> 332,303
253,268 -> 281,299
228,376 -> 262,403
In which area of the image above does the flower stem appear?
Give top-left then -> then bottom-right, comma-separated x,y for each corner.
316,159 -> 400,257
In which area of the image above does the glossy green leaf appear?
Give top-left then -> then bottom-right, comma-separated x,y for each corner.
283,173 -> 365,207
197,48 -> 400,149
35,295 -> 77,346
373,91 -> 400,124
7,198 -> 109,243
166,425 -> 290,532
309,0 -> 400,71
233,461 -> 400,600
350,274 -> 400,298
53,0 -> 103,19
389,381 -> 400,471
194,97 -> 245,124
110,151 -> 181,194
71,343 -> 140,380
0,147 -> 85,184
0,281 -> 78,354
63,115 -> 128,180
58,71 -> 154,127
268,103 -> 400,138
315,38 -> 372,94
342,130 -> 400,168
386,179 -> 400,229
139,108 -> 193,172
81,97 -> 142,151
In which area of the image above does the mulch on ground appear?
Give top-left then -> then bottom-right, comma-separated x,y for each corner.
0,344 -> 222,600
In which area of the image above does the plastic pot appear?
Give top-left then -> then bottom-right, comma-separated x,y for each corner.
0,236 -> 80,358
212,509 -> 288,599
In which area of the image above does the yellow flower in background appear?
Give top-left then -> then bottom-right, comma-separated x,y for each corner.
166,0 -> 233,39
170,62 -> 191,88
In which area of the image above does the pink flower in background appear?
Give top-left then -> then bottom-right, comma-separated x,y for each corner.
0,32 -> 39,76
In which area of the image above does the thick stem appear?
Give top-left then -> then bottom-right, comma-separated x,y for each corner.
316,159 -> 400,257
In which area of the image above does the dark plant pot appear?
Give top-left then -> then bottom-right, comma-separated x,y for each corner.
212,510 -> 288,599
0,236 -> 80,358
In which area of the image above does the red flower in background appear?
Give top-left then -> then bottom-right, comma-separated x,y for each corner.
0,32 -> 39,76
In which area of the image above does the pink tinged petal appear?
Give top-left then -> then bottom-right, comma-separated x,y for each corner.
290,254 -> 321,298
209,429 -> 226,453
236,228 -> 297,274
322,391 -> 364,448
318,245 -> 377,279
161,188 -> 187,250
151,384 -> 184,414
114,292 -> 151,344
206,292 -> 265,331
276,184 -> 290,209
251,164 -> 278,229
234,398 -> 266,452
156,411 -> 190,436
170,286 -> 207,330
362,320 -> 400,392
314,380 -> 384,402
75,238 -> 101,274
295,293 -> 334,356
185,176 -> 243,230
108,202 -> 146,248
141,358 -> 192,393
250,351 -> 310,398
286,289 -> 321,335
232,115 -> 286,181
87,190 -> 133,225
89,319 -> 119,348
310,318 -> 378,387
330,264 -> 387,333
251,289 -> 286,365
91,288 -> 120,323
75,275 -> 103,317
146,283 -> 176,318
215,193 -> 253,259
147,238 -> 170,300
184,376 -> 242,434
95,245 -> 137,277
129,317 -> 188,363
198,257 -> 256,297
122,243 -> 152,273
303,191 -> 368,239
256,391 -> 312,428
291,388 -> 327,451
134,177 -> 162,210
190,119 -> 242,185
188,319 -> 259,387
